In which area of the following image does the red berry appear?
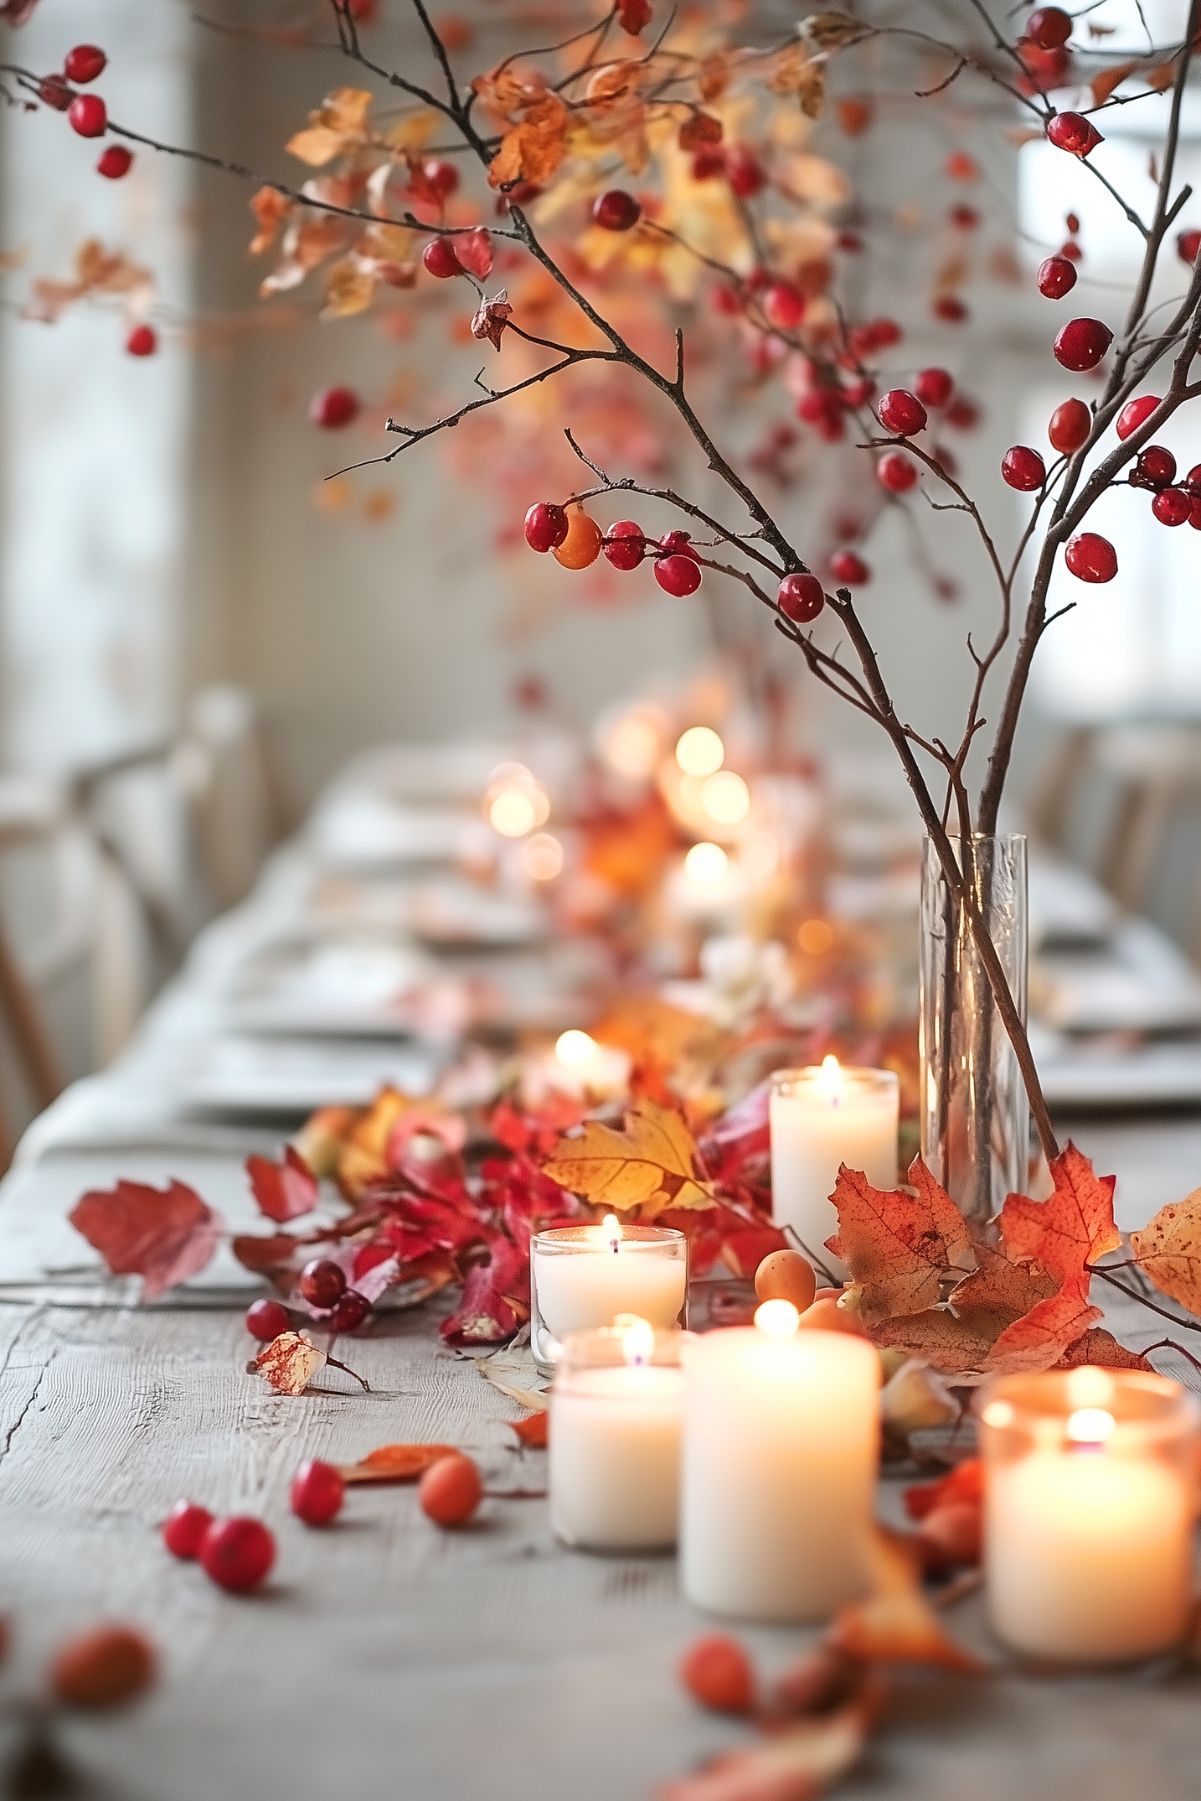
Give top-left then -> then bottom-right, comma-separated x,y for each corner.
1048,396 -> 1091,453
422,236 -> 461,279
1037,255 -> 1077,299
1152,488 -> 1191,527
592,189 -> 640,231
1065,531 -> 1117,583
245,1298 -> 291,1342
421,157 -> 459,199
97,145 -> 133,179
691,148 -> 725,181
876,450 -> 918,493
1059,239 -> 1083,263
914,367 -> 953,408
419,1453 -> 483,1527
680,1635 -> 755,1715
933,293 -> 969,323
68,94 -> 107,138
603,520 -> 646,571
64,44 -> 107,83
524,501 -> 569,553
125,324 -> 157,357
50,1626 -> 156,1711
327,1289 -> 371,1332
1131,445 -> 1176,491
1047,112 -> 1103,157
162,1501 -> 213,1560
1025,7 -> 1072,48
777,572 -> 825,623
309,385 -> 360,429
38,76 -> 73,111
654,554 -> 702,597
298,1258 -> 346,1310
1178,228 -> 1201,266
725,147 -> 764,198
1001,445 -> 1046,491
1115,394 -> 1160,440
658,529 -> 700,561
1190,497 -> 1201,530
949,204 -> 979,230
946,394 -> 980,431
290,1460 -> 345,1527
1018,42 -> 1072,90
830,549 -> 870,585
945,150 -> 978,183
1053,317 -> 1112,372
763,282 -> 805,331
199,1517 -> 276,1593
1184,464 -> 1201,497
869,316 -> 902,348
877,388 -> 928,436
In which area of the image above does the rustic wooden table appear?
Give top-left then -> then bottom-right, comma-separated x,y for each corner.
2,1116 -> 1200,1801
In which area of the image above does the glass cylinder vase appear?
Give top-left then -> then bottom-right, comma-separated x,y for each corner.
919,833 -> 1029,1233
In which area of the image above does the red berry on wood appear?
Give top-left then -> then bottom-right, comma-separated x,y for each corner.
1065,531 -> 1117,583
777,572 -> 825,622
592,189 -> 641,231
422,157 -> 459,199
763,282 -> 805,331
1053,317 -> 1112,372
310,385 -> 360,429
654,553 -> 702,597
422,236 -> 461,279
68,94 -> 107,138
38,76 -> 72,111
603,520 -> 646,570
125,324 -> 157,357
725,146 -> 764,197
830,549 -> 870,585
64,44 -> 107,83
298,1258 -> 346,1310
1037,255 -> 1077,299
290,1460 -> 345,1527
877,388 -> 928,436
1001,445 -> 1046,491
1178,228 -> 1201,266
877,450 -> 918,493
245,1298 -> 291,1342
1131,445 -> 1176,491
1048,396 -> 1091,453
199,1517 -> 276,1593
680,1635 -> 755,1715
419,1453 -> 483,1527
1152,488 -> 1191,527
1047,112 -> 1102,157
524,501 -> 569,553
1115,394 -> 1160,439
1025,7 -> 1072,48
97,145 -> 133,179
914,367 -> 953,408
162,1501 -> 214,1560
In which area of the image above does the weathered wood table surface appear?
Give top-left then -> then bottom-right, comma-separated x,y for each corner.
3,1113 -> 1200,1801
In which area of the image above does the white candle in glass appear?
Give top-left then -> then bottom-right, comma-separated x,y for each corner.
769,1059 -> 899,1270
550,1318 -> 684,1552
680,1300 -> 879,1621
980,1366 -> 1200,1664
531,1217 -> 688,1368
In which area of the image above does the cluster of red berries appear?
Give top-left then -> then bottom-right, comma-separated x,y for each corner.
688,143 -> 766,197
161,1502 -> 277,1593
40,45 -> 123,163
523,504 -> 704,595
245,1257 -> 373,1339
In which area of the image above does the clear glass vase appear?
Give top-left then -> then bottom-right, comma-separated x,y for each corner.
919,833 -> 1030,1234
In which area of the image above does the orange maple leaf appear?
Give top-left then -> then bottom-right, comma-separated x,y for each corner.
998,1142 -> 1119,1286
488,95 -> 569,190
827,1156 -> 972,1326
986,1275 -> 1102,1375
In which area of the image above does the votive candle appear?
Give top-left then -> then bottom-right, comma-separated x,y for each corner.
531,1217 -> 687,1369
769,1059 -> 898,1270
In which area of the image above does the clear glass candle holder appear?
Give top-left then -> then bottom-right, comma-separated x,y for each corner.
549,1321 -> 685,1553
979,1366 -> 1201,1666
769,1062 -> 899,1272
530,1220 -> 688,1371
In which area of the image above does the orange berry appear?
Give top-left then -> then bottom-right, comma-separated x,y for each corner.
796,1295 -> 864,1335
552,509 -> 603,570
679,1633 -> 755,1714
419,1452 -> 483,1527
754,1249 -> 816,1312
917,1502 -> 983,1572
50,1624 -> 156,1710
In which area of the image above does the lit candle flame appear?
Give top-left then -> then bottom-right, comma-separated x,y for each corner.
598,1211 -> 621,1254
619,1315 -> 655,1366
683,840 -> 729,886
675,725 -> 724,778
1066,1407 -> 1116,1447
818,1053 -> 843,1103
754,1298 -> 800,1338
555,1028 -> 598,1068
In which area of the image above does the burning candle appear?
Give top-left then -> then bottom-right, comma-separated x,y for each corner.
769,1059 -> 899,1269
523,1029 -> 632,1107
549,1317 -> 684,1552
680,1301 -> 879,1621
530,1217 -> 688,1369
980,1366 -> 1201,1664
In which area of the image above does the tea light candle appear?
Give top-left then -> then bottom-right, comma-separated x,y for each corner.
531,1217 -> 688,1369
980,1366 -> 1201,1664
680,1301 -> 879,1620
770,1059 -> 899,1270
550,1317 -> 684,1552
523,1029 -> 632,1107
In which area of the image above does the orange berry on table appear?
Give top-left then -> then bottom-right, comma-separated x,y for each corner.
796,1294 -> 864,1335
552,509 -> 603,570
419,1452 -> 483,1528
754,1249 -> 817,1313
679,1634 -> 755,1714
51,1624 -> 156,1709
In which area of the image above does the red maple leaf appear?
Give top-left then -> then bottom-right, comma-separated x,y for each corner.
998,1142 -> 1120,1286
245,1146 -> 318,1223
986,1275 -> 1102,1374
441,1234 -> 528,1345
828,1157 -> 972,1324
70,1179 -> 221,1299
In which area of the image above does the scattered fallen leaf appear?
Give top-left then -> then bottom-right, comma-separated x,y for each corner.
254,1330 -> 327,1396
658,1694 -> 878,1801
69,1179 -> 221,1300
338,1442 -> 458,1484
246,1146 -> 318,1224
827,1527 -> 985,1673
541,1098 -> 714,1217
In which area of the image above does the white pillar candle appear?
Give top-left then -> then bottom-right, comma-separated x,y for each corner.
680,1300 -> 880,1621
550,1319 -> 684,1552
981,1367 -> 1200,1664
531,1218 -> 688,1369
770,1059 -> 899,1271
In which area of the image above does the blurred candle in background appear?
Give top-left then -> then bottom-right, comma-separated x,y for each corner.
769,1058 -> 899,1270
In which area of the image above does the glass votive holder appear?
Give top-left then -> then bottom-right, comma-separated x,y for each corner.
768,1060 -> 899,1269
530,1217 -> 688,1371
979,1365 -> 1201,1665
549,1320 -> 685,1553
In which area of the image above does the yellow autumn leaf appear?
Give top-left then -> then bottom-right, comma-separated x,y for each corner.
321,257 -> 376,319
1130,1187 -> 1201,1314
287,87 -> 374,165
541,1099 -> 714,1217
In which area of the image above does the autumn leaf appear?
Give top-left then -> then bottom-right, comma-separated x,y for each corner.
508,1413 -> 549,1449
455,227 -> 494,279
618,0 -> 652,34
287,86 -> 374,165
1090,59 -> 1139,106
441,1234 -> 528,1345
254,1331 -> 326,1396
231,1230 -> 303,1282
827,1527 -> 985,1674
338,1443 -> 457,1483
998,1143 -> 1119,1286
471,289 -> 513,350
541,1099 -> 713,1217
986,1275 -> 1101,1375
1056,1328 -> 1154,1373
1130,1187 -> 1201,1314
488,95 -> 569,190
321,257 -> 376,320
246,1146 -> 318,1224
69,1179 -> 221,1300
827,1157 -> 971,1326
249,186 -> 292,257
657,1699 -> 875,1801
